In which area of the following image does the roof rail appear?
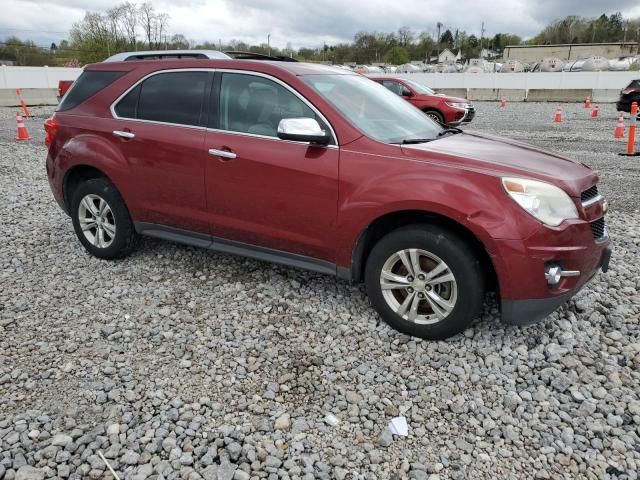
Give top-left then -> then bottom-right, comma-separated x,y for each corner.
224,51 -> 298,62
103,50 -> 231,62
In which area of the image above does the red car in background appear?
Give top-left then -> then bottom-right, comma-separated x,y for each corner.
371,77 -> 474,126
57,80 -> 74,102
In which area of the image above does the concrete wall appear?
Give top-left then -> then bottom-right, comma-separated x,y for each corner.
526,89 -> 592,102
0,66 -> 634,105
0,65 -> 82,89
503,43 -> 639,62
0,88 -> 58,106
373,71 -> 637,102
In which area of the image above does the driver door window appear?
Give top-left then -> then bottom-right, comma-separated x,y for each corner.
217,73 -> 327,138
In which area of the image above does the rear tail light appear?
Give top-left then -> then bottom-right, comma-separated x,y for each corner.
44,116 -> 59,147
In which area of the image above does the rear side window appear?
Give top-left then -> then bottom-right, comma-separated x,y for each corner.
115,71 -> 209,126
58,71 -> 125,111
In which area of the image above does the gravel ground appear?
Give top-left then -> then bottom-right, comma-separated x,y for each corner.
0,102 -> 639,480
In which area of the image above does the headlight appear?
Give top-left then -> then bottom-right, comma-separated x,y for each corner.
445,102 -> 468,109
502,177 -> 579,227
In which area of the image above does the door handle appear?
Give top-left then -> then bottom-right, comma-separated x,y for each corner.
113,130 -> 135,140
208,148 -> 237,160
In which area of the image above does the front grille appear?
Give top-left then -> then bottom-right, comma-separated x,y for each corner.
581,185 -> 599,203
590,217 -> 607,241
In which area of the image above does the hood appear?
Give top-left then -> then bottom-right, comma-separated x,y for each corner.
437,95 -> 468,104
401,131 -> 597,196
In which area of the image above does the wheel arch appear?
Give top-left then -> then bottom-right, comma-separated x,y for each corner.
63,165 -> 114,213
347,209 -> 498,293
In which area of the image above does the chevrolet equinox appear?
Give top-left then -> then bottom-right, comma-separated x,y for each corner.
45,58 -> 611,340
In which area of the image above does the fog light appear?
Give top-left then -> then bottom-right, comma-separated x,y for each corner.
545,263 -> 581,287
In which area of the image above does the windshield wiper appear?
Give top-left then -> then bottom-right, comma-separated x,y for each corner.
437,127 -> 463,137
398,138 -> 435,144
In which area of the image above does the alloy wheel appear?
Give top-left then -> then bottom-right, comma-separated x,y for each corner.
77,194 -> 116,248
379,248 -> 457,324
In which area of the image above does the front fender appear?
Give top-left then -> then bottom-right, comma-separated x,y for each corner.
335,154 -> 541,268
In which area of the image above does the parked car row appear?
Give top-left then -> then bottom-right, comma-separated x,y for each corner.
339,54 -> 640,75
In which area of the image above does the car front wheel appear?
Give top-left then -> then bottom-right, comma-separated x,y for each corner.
365,225 -> 485,340
423,109 -> 444,124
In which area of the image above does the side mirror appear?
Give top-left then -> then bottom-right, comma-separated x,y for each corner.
401,90 -> 413,97
277,118 -> 331,145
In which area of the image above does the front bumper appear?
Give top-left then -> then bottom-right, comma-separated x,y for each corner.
501,247 -> 611,325
462,106 -> 475,123
448,106 -> 475,126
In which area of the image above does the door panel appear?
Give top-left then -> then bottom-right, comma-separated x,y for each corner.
111,70 -> 211,234
114,122 -> 208,233
205,72 -> 339,261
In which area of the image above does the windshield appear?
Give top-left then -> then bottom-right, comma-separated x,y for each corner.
303,74 -> 443,144
405,80 -> 436,95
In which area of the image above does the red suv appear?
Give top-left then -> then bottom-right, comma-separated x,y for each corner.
371,77 -> 474,125
45,59 -> 610,340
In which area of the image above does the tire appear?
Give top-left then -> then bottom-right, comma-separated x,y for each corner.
423,109 -> 444,124
364,225 -> 485,340
70,177 -> 137,259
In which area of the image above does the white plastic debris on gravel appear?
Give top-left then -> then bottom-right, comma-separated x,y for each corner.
0,103 -> 639,480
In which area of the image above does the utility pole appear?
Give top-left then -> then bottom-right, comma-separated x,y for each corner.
267,34 -> 271,56
480,21 -> 485,57
437,22 -> 443,56
219,38 -> 222,51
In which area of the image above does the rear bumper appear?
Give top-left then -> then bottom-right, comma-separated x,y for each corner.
500,246 -> 611,325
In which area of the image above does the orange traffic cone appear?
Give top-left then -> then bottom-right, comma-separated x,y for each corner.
500,96 -> 506,109
15,89 -> 31,117
591,104 -> 599,118
614,113 -> 625,139
554,105 -> 563,123
16,112 -> 31,141
584,96 -> 591,109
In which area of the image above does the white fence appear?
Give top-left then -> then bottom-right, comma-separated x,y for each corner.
0,65 -> 82,89
0,66 -> 637,90
372,71 -> 638,90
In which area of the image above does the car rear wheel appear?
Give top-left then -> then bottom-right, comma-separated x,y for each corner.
364,225 -> 485,340
70,177 -> 137,259
423,109 -> 444,124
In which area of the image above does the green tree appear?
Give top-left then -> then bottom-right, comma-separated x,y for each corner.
384,46 -> 410,65
440,29 -> 454,48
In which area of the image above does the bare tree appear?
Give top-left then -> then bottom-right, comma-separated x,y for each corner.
397,26 -> 414,46
139,2 -> 156,47
120,2 -> 139,48
156,13 -> 169,49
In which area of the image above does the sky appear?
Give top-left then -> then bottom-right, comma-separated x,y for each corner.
2,0 -> 640,50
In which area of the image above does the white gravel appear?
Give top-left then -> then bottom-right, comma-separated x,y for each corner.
0,103 -> 639,480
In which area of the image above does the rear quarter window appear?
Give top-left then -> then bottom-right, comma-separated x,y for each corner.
628,80 -> 640,89
58,71 -> 125,111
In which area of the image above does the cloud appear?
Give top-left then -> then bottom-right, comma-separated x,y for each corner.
1,0 -> 639,49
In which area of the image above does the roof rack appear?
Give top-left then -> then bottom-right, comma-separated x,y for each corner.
224,51 -> 298,62
103,50 -> 231,62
